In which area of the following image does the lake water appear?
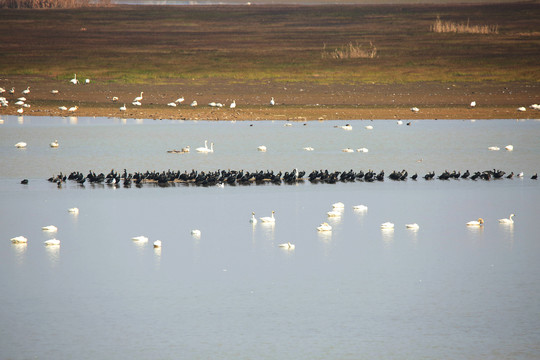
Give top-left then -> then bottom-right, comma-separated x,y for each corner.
1,116 -> 539,359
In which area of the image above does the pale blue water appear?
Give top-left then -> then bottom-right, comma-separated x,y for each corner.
1,116 -> 539,359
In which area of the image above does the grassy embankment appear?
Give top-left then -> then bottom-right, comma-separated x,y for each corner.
0,3 -> 539,86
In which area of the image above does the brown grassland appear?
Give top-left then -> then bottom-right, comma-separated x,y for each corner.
0,2 -> 539,120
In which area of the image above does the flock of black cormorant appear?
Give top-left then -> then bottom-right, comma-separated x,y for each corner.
34,168 -> 539,188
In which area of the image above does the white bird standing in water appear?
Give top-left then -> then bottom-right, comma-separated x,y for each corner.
250,212 -> 257,224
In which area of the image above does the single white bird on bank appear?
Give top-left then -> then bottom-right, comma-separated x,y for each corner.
498,214 -> 515,224
44,239 -> 60,246
10,236 -> 28,244
68,106 -> 78,112
132,101 -> 141,106
50,139 -> 59,148
59,106 -> 68,111
112,96 -> 119,102
175,97 -> 185,104
190,100 -> 198,107
70,74 -> 79,84
270,97 -> 275,106
517,107 -> 526,112
230,100 -> 236,109
411,107 -> 420,113
260,211 -> 276,223
120,104 -> 127,111
133,92 -> 144,102
466,218 -> 484,226
17,108 -> 23,114
470,101 -> 476,108
317,222 -> 332,231
51,89 -> 59,94
167,102 -> 177,107
22,87 -> 30,94
85,78 -> 90,84
42,225 -> 58,232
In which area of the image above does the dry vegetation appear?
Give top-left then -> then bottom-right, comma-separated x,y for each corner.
431,15 -> 499,34
0,0 -> 110,8
322,41 -> 377,60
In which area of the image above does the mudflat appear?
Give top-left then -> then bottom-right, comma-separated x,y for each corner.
0,3 -> 538,120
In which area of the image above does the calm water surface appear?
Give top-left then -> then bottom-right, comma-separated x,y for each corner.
1,116 -> 539,359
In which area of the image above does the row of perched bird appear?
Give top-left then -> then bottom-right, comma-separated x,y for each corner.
39,168 -> 538,188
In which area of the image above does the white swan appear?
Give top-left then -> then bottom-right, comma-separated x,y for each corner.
380,222 -> 394,229
250,212 -> 257,224
406,223 -> 420,229
466,218 -> 484,226
42,225 -> 58,232
340,124 -> 352,130
153,240 -> 162,248
15,142 -> 27,148
279,242 -> 295,249
353,204 -> 368,211
342,148 -> 354,153
488,146 -> 500,151
10,236 -> 28,244
505,145 -> 513,151
68,106 -> 78,112
257,145 -> 267,152
230,100 -> 236,109
356,147 -> 369,153
270,97 -> 275,106
317,222 -> 332,231
498,214 -> 515,224
119,104 -> 127,111
175,97 -> 185,104
70,74 -> 79,84
85,78 -> 90,84
327,210 -> 342,217
22,87 -> 30,94
260,211 -> 276,223
332,202 -> 345,209
517,107 -> 526,112
190,100 -> 198,107
167,102 -> 177,107
191,229 -> 201,237
397,120 -> 403,125
181,146 -> 190,153
133,92 -> 144,102
44,239 -> 60,246
131,235 -> 148,242
59,106 -> 68,111
365,125 -> 373,130
411,107 -> 420,113
50,140 -> 59,148
68,207 -> 79,214
470,101 -> 476,107
303,146 -> 314,151
17,108 -> 23,114
196,141 -> 214,153
132,101 -> 142,106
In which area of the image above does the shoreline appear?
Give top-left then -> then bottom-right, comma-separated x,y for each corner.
1,81 -> 538,120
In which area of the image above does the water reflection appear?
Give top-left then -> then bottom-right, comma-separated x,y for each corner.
45,244 -> 60,266
17,116 -> 24,124
259,222 -> 275,244
11,243 -> 27,265
69,116 -> 78,125
381,228 -> 394,245
498,223 -> 515,249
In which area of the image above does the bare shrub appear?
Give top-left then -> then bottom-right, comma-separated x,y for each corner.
322,41 -> 377,60
0,0 -> 111,8
430,16 -> 498,34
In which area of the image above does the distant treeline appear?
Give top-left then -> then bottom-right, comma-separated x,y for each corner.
0,0 -> 111,8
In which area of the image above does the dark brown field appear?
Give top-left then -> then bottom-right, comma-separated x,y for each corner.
0,3 -> 539,120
